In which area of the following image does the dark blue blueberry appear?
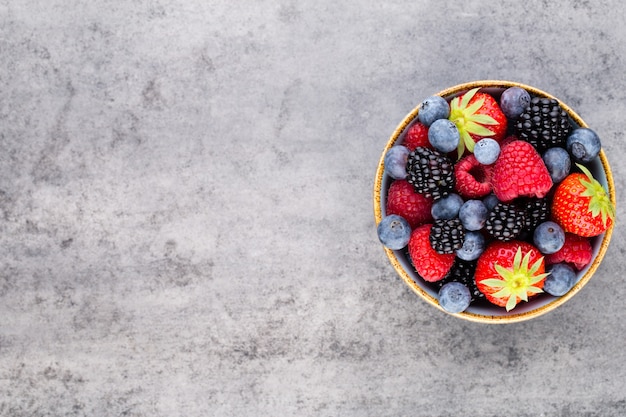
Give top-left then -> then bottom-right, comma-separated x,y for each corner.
459,199 -> 488,231
483,194 -> 500,212
438,282 -> 471,313
542,147 -> 571,183
473,138 -> 500,165
455,231 -> 485,261
544,263 -> 577,296
384,145 -> 410,180
499,87 -> 531,119
428,119 -> 460,153
566,128 -> 601,163
418,96 -> 450,127
377,214 -> 412,250
533,221 -> 565,254
431,193 -> 464,220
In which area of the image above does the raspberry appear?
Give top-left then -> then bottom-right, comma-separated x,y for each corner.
545,233 -> 592,271
499,134 -> 520,148
404,122 -> 430,151
492,140 -> 553,202
454,154 -> 493,199
385,180 -> 433,229
408,224 -> 455,282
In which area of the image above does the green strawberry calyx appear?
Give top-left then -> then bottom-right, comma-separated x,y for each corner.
449,87 -> 499,159
577,163 -> 615,227
481,247 -> 549,312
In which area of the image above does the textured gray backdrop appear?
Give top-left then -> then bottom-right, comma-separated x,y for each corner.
1,1 -> 626,416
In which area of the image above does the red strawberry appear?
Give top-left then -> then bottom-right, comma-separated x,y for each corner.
449,88 -> 508,159
404,122 -> 430,151
475,241 -> 548,311
454,154 -> 494,198
545,233 -> 592,271
551,164 -> 615,237
386,180 -> 433,229
492,140 -> 553,202
408,224 -> 455,282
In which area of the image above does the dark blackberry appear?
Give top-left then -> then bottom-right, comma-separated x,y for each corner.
522,197 -> 551,231
429,218 -> 465,254
436,259 -> 484,303
515,97 -> 572,153
406,146 -> 455,200
485,202 -> 526,241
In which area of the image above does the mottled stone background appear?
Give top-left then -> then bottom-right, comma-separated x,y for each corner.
1,1 -> 626,416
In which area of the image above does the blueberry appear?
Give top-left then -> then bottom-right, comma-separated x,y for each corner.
533,221 -> 565,254
544,263 -> 577,296
566,128 -> 601,163
431,193 -> 464,220
455,231 -> 485,261
483,194 -> 500,212
473,138 -> 500,165
428,119 -> 460,153
459,199 -> 488,231
542,147 -> 571,183
499,87 -> 531,119
438,282 -> 471,313
418,96 -> 450,127
384,145 -> 410,180
377,214 -> 412,250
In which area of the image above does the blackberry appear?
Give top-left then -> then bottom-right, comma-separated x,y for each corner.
406,147 -> 455,200
436,259 -> 484,303
522,197 -> 551,231
485,202 -> 526,241
429,218 -> 465,254
515,97 -> 572,153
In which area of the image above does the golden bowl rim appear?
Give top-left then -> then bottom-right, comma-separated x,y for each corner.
373,80 -> 615,324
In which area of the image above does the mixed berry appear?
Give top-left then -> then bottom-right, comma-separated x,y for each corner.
377,86 -> 615,314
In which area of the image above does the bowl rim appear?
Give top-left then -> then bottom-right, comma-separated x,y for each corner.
373,80 -> 615,324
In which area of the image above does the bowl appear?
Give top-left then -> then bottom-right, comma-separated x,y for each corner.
373,80 -> 615,323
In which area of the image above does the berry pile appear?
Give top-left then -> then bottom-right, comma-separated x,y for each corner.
377,86 -> 615,314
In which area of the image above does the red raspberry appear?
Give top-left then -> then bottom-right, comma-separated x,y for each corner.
386,180 -> 433,229
403,122 -> 430,151
499,134 -> 519,148
545,233 -> 592,271
492,140 -> 553,202
408,224 -> 455,282
454,154 -> 493,199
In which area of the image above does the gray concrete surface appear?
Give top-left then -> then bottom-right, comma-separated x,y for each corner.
1,1 -> 626,416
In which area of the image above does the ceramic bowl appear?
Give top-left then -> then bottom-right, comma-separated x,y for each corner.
373,80 -> 615,323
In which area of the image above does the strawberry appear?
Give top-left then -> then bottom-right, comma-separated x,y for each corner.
386,180 -> 433,229
551,163 -> 615,237
491,140 -> 553,202
475,241 -> 548,311
545,233 -> 592,271
408,224 -> 455,282
404,122 -> 430,151
454,154 -> 494,198
449,88 -> 508,159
